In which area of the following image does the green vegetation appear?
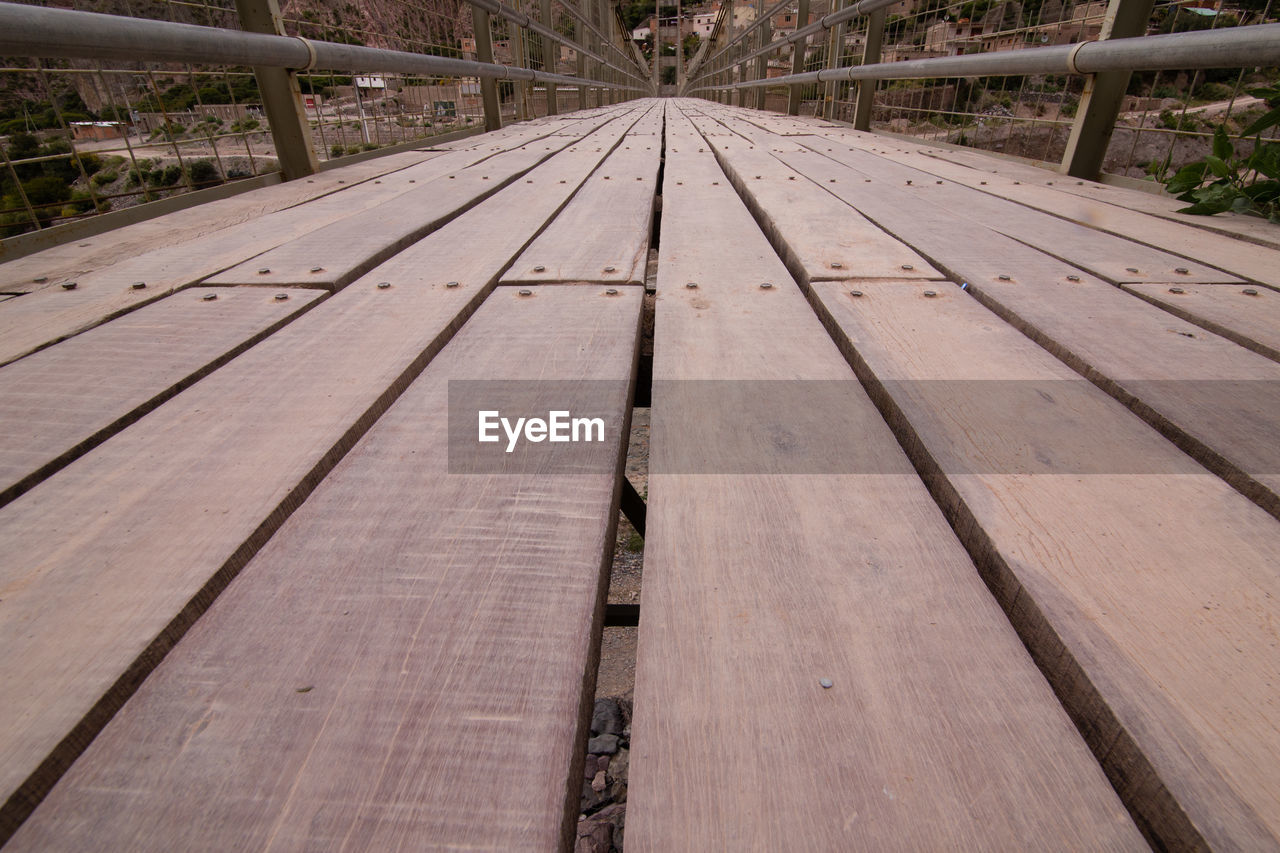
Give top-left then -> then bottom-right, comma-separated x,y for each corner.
0,132 -> 105,236
1161,81 -> 1280,221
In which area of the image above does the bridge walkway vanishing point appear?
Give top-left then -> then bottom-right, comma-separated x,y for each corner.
1,97 -> 1279,851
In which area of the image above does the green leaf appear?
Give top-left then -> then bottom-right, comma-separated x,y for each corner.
1247,146 -> 1280,181
1242,180 -> 1280,202
1179,182 -> 1241,215
1204,155 -> 1232,179
1164,161 -> 1207,195
1213,126 -> 1234,161
1240,105 -> 1280,139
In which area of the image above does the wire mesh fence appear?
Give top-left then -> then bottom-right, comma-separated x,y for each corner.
689,0 -> 1279,183
0,0 -> 634,238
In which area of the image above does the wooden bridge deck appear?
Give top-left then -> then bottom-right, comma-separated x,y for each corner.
0,98 -> 1277,851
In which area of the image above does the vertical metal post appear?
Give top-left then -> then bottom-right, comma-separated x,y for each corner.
852,7 -> 885,130
1060,0 -> 1156,179
786,0 -> 810,114
539,0 -> 558,113
577,18 -> 589,110
473,7 -> 503,131
753,0 -> 769,110
234,0 -> 318,179
735,45 -> 746,107
511,22 -> 531,119
823,0 -> 847,119
676,0 -> 684,89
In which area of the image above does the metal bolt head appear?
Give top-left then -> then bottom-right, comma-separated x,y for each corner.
605,288 -> 618,295
1169,286 -> 1185,294
1126,267 -> 1140,274
936,180 -> 942,184
62,281 -> 77,290
1067,275 -> 1081,282
34,275 -> 48,283
534,265 -> 546,273
257,267 -> 270,275
901,264 -> 913,271
830,262 -> 843,269
131,281 -> 147,290
923,290 -> 938,298
1175,267 -> 1189,274
997,274 -> 1011,281
519,289 -> 533,296
686,281 -> 698,289
446,281 -> 459,288
202,292 -> 218,301
850,289 -> 863,298
310,266 -> 323,273
1243,288 -> 1259,296
980,181 -> 987,185
819,678 -> 834,689
377,281 -> 391,289
604,266 -> 617,273
275,292 -> 289,300
760,282 -> 773,289
906,180 -> 912,185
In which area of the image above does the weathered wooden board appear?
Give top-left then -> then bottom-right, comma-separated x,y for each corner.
808,278 -> 1280,850
923,144 -> 1280,251
625,104 -> 665,135
689,118 -> 943,281
0,134 -> 627,841
10,285 -> 641,852
0,151 -> 438,292
775,146 -> 1280,520
1122,282 -> 1280,362
803,131 -> 1280,291
0,138 -> 565,366
504,136 -> 660,284
797,139 -> 1240,285
207,114 -> 637,288
0,286 -> 324,506
626,115 -> 1143,851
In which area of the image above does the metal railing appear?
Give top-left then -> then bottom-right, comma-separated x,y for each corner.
683,0 -> 1280,182
0,0 -> 650,242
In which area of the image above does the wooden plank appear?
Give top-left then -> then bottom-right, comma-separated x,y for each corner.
0,139 -> 568,367
206,112 -> 639,288
802,130 -> 1280,291
9,285 -> 641,852
918,143 -> 1280,251
685,116 -> 943,281
807,277 -> 1280,850
0,151 -> 438,293
626,111 -> 1144,850
503,135 -> 660,284
1121,282 -> 1280,362
774,145 -> 1280,521
794,139 -> 1241,285
0,286 -> 324,506
0,135 -> 628,841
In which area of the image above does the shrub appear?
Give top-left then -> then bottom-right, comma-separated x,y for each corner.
187,159 -> 220,186
91,171 -> 118,187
